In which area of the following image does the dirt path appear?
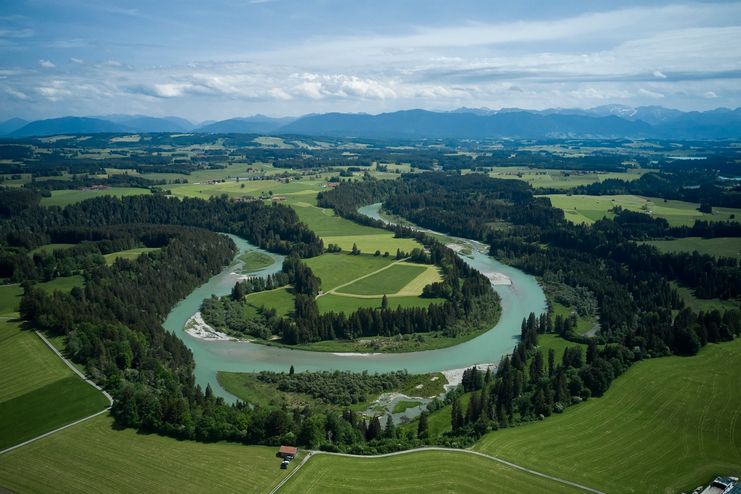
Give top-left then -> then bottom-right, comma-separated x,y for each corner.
272,447 -> 606,494
0,331 -> 113,456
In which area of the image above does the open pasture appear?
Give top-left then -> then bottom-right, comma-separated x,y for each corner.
474,339 -> 741,494
40,187 -> 152,207
280,450 -> 581,494
316,293 -> 443,315
0,415 -> 296,494
642,237 -> 741,259
245,287 -> 295,317
0,321 -> 108,450
104,247 -> 160,265
305,253 -> 394,292
545,194 -> 741,226
487,167 -> 646,189
35,275 -> 84,293
0,284 -> 22,316
336,263 -> 430,296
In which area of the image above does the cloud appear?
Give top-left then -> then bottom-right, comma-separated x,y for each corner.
704,91 -> 719,98
653,70 -> 667,79
639,88 -> 665,98
69,58 -> 84,64
4,87 -> 28,100
39,59 -> 56,68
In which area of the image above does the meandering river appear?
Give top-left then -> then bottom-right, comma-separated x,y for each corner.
163,204 -> 546,401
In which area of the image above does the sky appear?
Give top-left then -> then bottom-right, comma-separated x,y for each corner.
1,0 -> 741,122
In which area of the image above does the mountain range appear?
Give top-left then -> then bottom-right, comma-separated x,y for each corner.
2,106 -> 740,140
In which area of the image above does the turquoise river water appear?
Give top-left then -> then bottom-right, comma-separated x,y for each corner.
162,204 -> 546,401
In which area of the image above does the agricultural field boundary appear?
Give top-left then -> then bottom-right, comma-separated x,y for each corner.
272,447 -> 605,494
0,331 -> 113,456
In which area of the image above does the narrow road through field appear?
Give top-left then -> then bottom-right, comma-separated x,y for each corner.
0,331 -> 113,456
271,447 -> 606,494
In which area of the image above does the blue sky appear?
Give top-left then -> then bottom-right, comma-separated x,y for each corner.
1,0 -> 740,121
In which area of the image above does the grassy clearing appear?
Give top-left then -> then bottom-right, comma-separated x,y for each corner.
245,287 -> 295,317
238,250 -> 275,272
306,253 -> 394,292
536,333 -> 588,360
551,302 -> 597,336
671,282 -> 740,313
0,415 -> 296,494
316,294 -> 443,315
399,373 -> 447,398
35,275 -> 85,293
28,243 -> 76,255
396,264 -> 443,296
40,187 -> 151,207
474,339 -> 741,494
337,263 -> 428,296
0,320 -> 108,450
291,202 -> 421,253
217,372 -> 316,409
545,194 -> 741,227
104,247 -> 160,265
642,237 -> 741,259
280,450 -> 580,494
0,284 -> 22,316
488,167 -> 646,189
321,234 -> 420,254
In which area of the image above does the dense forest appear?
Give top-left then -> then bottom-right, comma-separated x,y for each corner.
320,173 -> 740,365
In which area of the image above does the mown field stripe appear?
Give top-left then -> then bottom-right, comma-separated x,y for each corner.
0,331 -> 112,456
275,448 -> 605,494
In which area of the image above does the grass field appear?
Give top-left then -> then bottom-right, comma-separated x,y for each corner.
280,451 -> 581,494
475,339 -> 741,494
28,243 -> 76,255
245,287 -> 295,317
642,237 -> 741,259
0,284 -> 22,316
217,372 -> 317,409
0,415 -> 297,494
306,253 -> 394,292
104,247 -> 160,265
292,202 -> 421,253
671,282 -> 740,313
238,250 -> 276,272
40,187 -> 152,207
35,275 -> 85,293
316,294 -> 443,315
337,263 -> 428,296
487,167 -> 646,189
0,320 -> 108,450
545,194 -> 741,227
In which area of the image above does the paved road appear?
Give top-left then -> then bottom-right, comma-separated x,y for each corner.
0,331 -> 113,456
271,447 -> 606,494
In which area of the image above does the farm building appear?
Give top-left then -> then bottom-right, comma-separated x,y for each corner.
271,195 -> 287,202
277,445 -> 298,459
696,476 -> 739,494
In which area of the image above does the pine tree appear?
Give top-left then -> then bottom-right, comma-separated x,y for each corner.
417,412 -> 429,439
289,365 -> 295,375
381,294 -> 388,310
384,414 -> 396,438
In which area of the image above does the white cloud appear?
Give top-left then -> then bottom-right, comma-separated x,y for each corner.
704,91 -> 719,98
653,70 -> 667,79
69,58 -> 84,64
39,59 -> 56,68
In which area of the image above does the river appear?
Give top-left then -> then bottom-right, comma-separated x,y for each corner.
163,204 -> 546,402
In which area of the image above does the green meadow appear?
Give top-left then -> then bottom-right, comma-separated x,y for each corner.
488,167 -> 646,189
642,236 -> 741,259
35,275 -> 85,293
238,250 -> 276,272
545,194 -> 741,227
0,321 -> 108,450
104,247 -> 160,265
0,284 -> 23,316
280,450 -> 581,494
474,339 -> 741,494
40,187 -> 152,207
337,263 -> 429,296
0,415 -> 296,494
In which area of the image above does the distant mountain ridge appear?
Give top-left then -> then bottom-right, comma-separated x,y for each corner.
3,106 -> 740,139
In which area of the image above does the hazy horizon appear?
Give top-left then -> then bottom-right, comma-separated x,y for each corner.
2,1 -> 741,121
